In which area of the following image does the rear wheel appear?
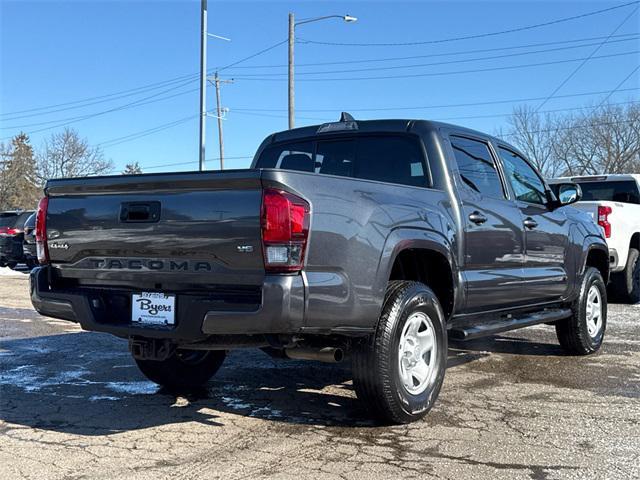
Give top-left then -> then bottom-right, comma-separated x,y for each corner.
556,267 -> 607,355
134,349 -> 226,389
6,261 -> 17,269
609,248 -> 639,304
352,281 -> 447,424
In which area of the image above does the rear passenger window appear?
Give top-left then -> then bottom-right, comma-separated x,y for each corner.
256,141 -> 314,171
450,136 -> 504,199
355,136 -> 427,187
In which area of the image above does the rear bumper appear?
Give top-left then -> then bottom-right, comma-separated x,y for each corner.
30,266 -> 305,342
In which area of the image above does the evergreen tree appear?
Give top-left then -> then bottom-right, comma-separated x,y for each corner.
0,133 -> 41,210
122,162 -> 143,175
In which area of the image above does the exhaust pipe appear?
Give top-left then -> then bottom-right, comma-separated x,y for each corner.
284,347 -> 344,363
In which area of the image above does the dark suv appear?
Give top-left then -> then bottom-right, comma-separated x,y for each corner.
0,210 -> 34,269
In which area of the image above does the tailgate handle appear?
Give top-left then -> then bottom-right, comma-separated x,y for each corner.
120,202 -> 161,223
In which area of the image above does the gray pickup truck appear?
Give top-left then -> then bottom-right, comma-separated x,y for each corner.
31,115 -> 609,423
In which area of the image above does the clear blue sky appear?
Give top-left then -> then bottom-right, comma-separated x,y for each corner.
1,0 -> 639,173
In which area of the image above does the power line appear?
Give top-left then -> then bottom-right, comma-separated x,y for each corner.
2,79 -> 197,131
97,115 -> 198,148
500,120 -> 636,138
595,65 -> 640,108
228,37 -> 640,77
232,99 -> 640,123
536,5 -> 639,111
226,33 -> 640,70
231,87 -> 639,113
0,73 -> 199,120
1,39 -> 287,120
139,156 -> 254,171
216,39 -> 288,72
437,100 -> 639,122
231,51 -> 639,82
298,1 -> 640,47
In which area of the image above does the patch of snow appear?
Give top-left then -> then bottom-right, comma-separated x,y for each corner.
105,381 -> 159,395
0,267 -> 27,277
89,395 -> 121,401
0,365 -> 42,392
220,396 -> 252,410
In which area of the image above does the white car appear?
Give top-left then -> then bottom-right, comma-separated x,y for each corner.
549,174 -> 640,303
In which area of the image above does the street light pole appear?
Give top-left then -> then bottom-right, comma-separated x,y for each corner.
287,14 -> 357,130
288,13 -> 295,130
199,0 -> 208,170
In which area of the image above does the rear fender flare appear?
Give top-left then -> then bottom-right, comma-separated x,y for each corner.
373,228 -> 461,315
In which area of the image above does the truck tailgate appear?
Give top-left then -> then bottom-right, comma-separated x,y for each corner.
45,170 -> 265,288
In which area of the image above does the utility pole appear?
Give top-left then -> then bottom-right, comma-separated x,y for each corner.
198,0 -> 207,171
288,12 -> 295,130
213,72 -> 233,170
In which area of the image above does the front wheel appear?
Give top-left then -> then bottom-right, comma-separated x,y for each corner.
134,349 -> 226,390
352,281 -> 447,424
556,267 -> 607,355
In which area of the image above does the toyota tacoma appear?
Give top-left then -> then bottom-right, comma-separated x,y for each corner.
31,116 -> 609,423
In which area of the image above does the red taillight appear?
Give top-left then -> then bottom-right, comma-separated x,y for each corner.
35,197 -> 49,264
598,205 -> 612,238
0,226 -> 24,237
261,189 -> 309,272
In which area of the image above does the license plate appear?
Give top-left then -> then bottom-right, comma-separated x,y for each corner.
131,292 -> 176,326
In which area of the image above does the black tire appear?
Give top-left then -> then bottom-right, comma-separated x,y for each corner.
352,281 -> 447,424
6,261 -> 17,269
556,267 -> 607,355
134,349 -> 226,389
609,248 -> 640,304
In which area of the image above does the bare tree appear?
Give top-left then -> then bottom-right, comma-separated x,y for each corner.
504,105 -> 564,178
554,103 -> 640,175
37,128 -> 113,181
505,101 -> 640,178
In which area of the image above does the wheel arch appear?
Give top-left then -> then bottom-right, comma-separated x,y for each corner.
583,241 -> 610,284
375,228 -> 459,321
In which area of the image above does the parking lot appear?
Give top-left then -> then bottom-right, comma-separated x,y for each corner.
0,267 -> 638,480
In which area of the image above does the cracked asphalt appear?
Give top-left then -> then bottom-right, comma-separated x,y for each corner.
1,268 -> 639,479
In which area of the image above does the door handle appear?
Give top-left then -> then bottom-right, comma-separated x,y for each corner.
523,217 -> 538,229
469,212 -> 487,225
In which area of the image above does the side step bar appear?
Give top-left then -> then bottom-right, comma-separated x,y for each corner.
449,308 -> 572,341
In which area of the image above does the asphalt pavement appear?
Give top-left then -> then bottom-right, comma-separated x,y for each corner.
0,267 -> 638,479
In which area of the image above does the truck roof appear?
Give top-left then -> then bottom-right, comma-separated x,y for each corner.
548,174 -> 640,184
268,118 -> 503,145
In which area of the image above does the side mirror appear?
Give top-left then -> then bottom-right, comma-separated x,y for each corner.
556,183 -> 582,207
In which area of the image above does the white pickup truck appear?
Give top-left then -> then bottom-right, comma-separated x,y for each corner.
549,174 -> 640,303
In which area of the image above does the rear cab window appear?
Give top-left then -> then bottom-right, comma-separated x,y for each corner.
555,180 -> 640,204
0,213 -> 19,228
255,135 -> 430,188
